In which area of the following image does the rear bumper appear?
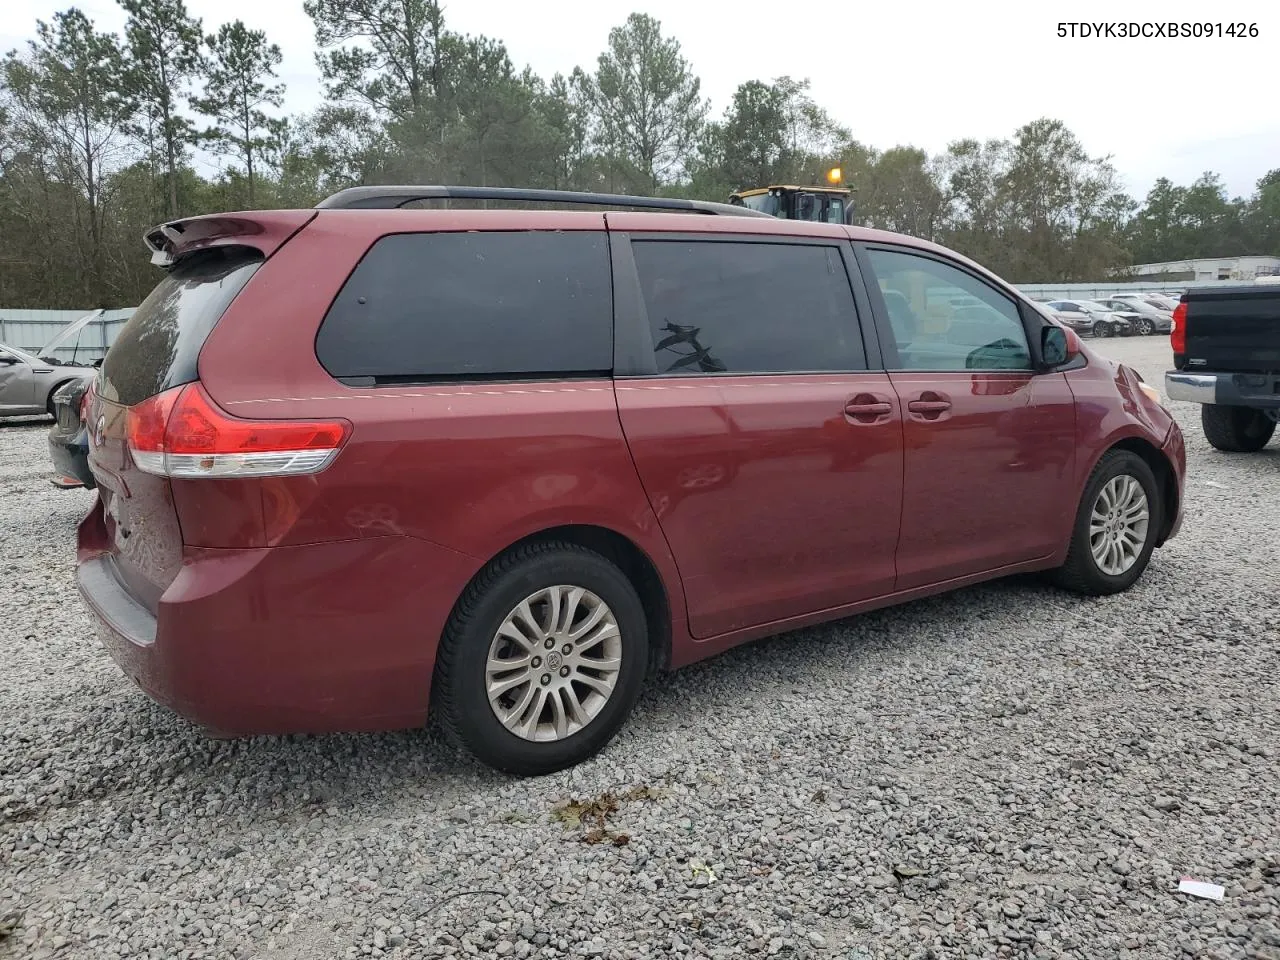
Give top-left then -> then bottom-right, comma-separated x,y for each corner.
1165,371 -> 1280,408
76,495 -> 480,735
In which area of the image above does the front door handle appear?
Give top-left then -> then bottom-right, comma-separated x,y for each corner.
844,394 -> 893,423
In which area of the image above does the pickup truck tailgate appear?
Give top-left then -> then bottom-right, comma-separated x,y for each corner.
1184,287 -> 1280,373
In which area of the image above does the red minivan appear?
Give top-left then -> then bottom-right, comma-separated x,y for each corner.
77,187 -> 1186,775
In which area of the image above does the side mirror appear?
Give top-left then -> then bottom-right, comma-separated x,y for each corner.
1041,325 -> 1070,367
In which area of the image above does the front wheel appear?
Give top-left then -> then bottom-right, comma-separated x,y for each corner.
1052,450 -> 1162,596
1095,322 -> 1113,338
1134,317 -> 1154,336
1201,405 -> 1275,452
432,541 -> 649,776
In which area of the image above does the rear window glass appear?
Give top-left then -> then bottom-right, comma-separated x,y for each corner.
315,231 -> 613,381
101,248 -> 262,406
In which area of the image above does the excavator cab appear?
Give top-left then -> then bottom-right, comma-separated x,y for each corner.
729,169 -> 854,224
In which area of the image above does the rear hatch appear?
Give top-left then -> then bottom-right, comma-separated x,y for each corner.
87,248 -> 265,612
1183,285 -> 1280,373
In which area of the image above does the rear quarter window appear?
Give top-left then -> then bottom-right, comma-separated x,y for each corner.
315,231 -> 613,381
101,248 -> 262,406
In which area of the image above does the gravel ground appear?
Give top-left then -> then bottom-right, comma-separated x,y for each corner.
2,337 -> 1278,960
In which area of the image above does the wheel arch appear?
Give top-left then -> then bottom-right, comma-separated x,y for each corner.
467,524 -> 674,677
1102,436 -> 1180,546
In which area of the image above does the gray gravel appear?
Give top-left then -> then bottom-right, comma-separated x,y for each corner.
3,337 -> 1279,960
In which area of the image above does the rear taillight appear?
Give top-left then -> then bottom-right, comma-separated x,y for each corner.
126,383 -> 350,478
1170,302 -> 1186,353
78,382 -> 94,422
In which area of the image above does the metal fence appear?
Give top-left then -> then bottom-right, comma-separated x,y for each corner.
1011,279 -> 1253,301
0,309 -> 134,363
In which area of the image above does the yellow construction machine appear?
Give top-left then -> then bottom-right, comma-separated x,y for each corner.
728,167 -> 853,224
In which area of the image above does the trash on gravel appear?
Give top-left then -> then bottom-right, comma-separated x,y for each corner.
1178,877 -> 1225,901
691,860 -> 717,883
551,785 -> 667,845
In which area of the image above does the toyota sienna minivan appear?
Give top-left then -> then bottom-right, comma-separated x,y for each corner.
76,186 -> 1186,775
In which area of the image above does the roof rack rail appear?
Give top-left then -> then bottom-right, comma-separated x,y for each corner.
315,185 -> 773,218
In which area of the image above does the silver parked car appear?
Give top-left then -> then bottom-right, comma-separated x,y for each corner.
0,312 -> 100,418
1097,296 -> 1173,335
1142,293 -> 1182,311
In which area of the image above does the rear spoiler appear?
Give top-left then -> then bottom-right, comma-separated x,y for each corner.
143,210 -> 317,267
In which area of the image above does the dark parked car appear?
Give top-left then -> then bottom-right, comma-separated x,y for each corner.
76,186 -> 1187,775
48,377 -> 95,489
1041,299 -> 1137,338
1165,286 -> 1280,451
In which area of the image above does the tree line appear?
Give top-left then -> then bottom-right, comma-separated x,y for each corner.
2,0 -> 1278,309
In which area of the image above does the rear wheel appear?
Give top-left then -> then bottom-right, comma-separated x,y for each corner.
433,541 -> 649,776
1201,405 -> 1276,452
1053,450 -> 1162,596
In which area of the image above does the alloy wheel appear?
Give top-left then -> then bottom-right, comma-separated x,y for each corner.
485,585 -> 623,742
1088,475 -> 1150,576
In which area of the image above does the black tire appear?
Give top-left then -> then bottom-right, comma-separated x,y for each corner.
1052,449 -> 1163,596
432,541 -> 649,776
1201,405 -> 1276,452
1134,317 -> 1154,336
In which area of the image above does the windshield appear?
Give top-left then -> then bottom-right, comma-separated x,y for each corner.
101,248 -> 262,406
736,193 -> 781,216
793,192 -> 846,223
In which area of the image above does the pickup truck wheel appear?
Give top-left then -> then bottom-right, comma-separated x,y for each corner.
432,541 -> 649,776
1201,405 -> 1276,452
1052,450 -> 1162,596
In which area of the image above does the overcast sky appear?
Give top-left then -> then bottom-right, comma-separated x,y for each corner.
4,0 -> 1278,201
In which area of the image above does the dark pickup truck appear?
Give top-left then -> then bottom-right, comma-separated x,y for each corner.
1165,283 -> 1280,452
